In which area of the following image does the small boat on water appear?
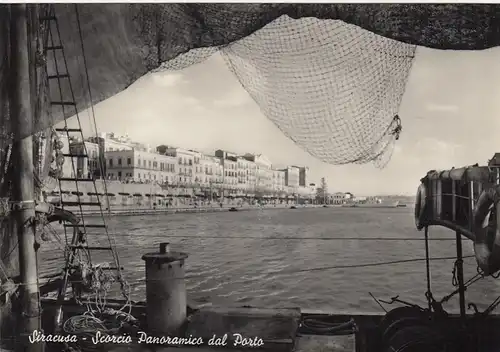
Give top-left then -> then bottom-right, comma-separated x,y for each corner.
228,207 -> 238,212
342,201 -> 400,208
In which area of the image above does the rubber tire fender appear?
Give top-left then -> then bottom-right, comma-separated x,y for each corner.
472,186 -> 500,276
415,183 -> 428,230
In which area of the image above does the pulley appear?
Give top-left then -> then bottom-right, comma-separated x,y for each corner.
378,307 -> 446,352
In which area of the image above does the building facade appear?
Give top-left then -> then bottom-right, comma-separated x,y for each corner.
272,169 -> 286,193
58,134 -> 75,178
236,157 -> 257,194
163,147 -> 202,186
242,154 -> 273,194
69,140 -> 100,178
105,149 -> 177,183
281,166 -> 300,193
199,155 -> 224,188
298,166 -> 309,187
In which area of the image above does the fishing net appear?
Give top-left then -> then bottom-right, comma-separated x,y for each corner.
158,16 -> 414,165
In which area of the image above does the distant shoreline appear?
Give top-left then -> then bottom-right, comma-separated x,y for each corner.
73,204 -> 314,217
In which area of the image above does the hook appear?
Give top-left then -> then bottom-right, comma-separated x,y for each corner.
468,303 -> 479,315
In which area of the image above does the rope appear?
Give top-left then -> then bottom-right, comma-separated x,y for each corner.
300,316 -> 356,336
73,4 -> 130,311
62,308 -> 138,352
33,255 -> 476,287
66,234 -> 466,241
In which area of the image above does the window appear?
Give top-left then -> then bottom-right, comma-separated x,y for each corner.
118,158 -> 122,165
143,160 -> 146,167
127,158 -> 131,166
138,158 -> 141,166
148,160 -> 152,168
109,158 -> 113,167
118,171 -> 122,178
189,159 -> 193,166
138,173 -> 141,179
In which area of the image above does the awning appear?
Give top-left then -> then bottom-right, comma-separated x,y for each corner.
88,192 -> 104,196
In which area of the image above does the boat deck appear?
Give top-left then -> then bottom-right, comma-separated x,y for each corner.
107,334 -> 355,352
39,301 -> 365,352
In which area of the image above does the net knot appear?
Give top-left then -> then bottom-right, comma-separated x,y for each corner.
390,115 -> 403,141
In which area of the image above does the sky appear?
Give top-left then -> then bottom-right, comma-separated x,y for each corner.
70,44 -> 500,197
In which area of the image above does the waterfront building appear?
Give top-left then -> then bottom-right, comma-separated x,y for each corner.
215,150 -> 242,194
69,140 -> 100,178
86,132 -> 134,176
298,166 -> 309,187
221,157 -> 238,193
57,133 -> 75,178
272,169 -> 286,194
162,147 -> 202,186
280,166 -> 300,194
87,132 -> 134,152
242,153 -> 273,195
332,192 -> 349,205
105,149 -> 177,183
236,156 -> 257,194
200,155 -> 224,188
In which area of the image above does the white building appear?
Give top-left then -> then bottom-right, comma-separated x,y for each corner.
163,147 -> 202,186
272,169 -> 286,193
200,155 -> 224,188
69,140 -> 100,178
243,153 -> 273,194
105,149 -> 177,183
280,166 -> 300,193
236,156 -> 257,193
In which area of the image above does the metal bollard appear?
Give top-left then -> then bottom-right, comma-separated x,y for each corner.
142,242 -> 189,336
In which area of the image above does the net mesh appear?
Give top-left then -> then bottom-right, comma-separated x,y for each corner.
159,16 -> 415,165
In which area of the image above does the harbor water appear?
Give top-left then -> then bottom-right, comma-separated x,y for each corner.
38,207 -> 500,314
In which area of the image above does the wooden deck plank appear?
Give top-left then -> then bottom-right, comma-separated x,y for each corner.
107,334 -> 355,352
185,306 -> 301,352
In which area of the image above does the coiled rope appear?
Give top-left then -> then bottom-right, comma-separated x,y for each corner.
300,315 -> 357,336
63,309 -> 138,352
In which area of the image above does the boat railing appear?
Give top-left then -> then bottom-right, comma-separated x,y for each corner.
417,165 -> 500,241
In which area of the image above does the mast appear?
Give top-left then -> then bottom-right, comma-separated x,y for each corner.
10,4 -> 42,351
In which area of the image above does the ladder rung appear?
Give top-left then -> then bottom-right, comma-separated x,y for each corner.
40,16 -> 57,21
45,45 -> 63,51
51,101 -> 76,106
55,128 -> 81,133
62,154 -> 88,158
61,201 -> 101,206
68,245 -> 113,251
48,74 -> 69,80
64,224 -> 107,229
58,177 -> 94,182
66,265 -> 123,271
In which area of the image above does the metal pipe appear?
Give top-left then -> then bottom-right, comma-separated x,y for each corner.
424,226 -> 432,311
10,4 -> 42,351
455,231 -> 466,321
